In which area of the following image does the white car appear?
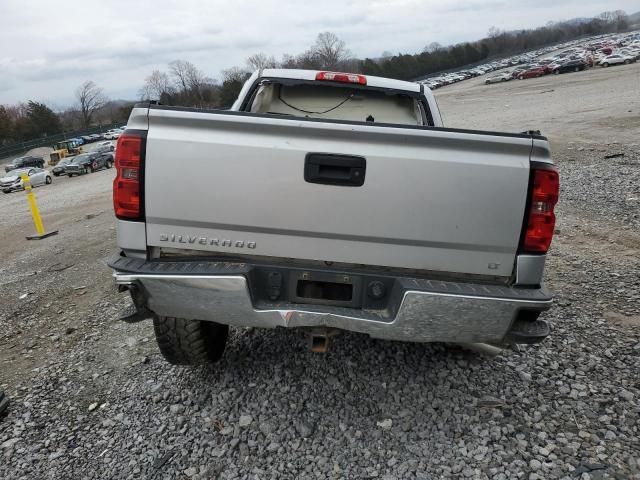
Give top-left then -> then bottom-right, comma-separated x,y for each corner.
103,129 -> 122,140
0,167 -> 52,193
619,48 -> 640,60
599,54 -> 635,67
96,141 -> 116,153
485,72 -> 512,84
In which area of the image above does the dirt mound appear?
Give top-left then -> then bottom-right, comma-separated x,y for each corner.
27,146 -> 53,159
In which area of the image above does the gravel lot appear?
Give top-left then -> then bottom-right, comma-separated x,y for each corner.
1,65 -> 639,479
436,62 -> 640,147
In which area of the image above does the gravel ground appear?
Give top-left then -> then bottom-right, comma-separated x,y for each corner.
1,68 -> 639,479
435,61 -> 640,147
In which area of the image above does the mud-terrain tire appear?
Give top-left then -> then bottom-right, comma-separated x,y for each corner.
153,316 -> 228,365
0,388 -> 9,416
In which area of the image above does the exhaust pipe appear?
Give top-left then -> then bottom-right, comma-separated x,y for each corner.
456,342 -> 504,356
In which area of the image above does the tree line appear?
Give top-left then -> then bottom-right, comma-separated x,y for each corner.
0,80 -> 134,146
0,10 -> 631,147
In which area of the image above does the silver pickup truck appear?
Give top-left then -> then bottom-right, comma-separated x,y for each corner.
109,69 -> 559,365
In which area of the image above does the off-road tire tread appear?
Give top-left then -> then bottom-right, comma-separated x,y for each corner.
0,388 -> 9,416
153,316 -> 228,365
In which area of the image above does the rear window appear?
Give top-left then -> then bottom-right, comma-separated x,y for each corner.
71,155 -> 90,163
246,81 -> 429,126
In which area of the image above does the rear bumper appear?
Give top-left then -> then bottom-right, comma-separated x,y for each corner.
110,257 -> 553,344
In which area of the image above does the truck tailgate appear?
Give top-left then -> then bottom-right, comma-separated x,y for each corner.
143,107 -> 533,277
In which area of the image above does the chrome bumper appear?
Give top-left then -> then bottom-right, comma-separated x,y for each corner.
113,271 -> 552,344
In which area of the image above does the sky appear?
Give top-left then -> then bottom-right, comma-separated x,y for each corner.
0,0 -> 637,108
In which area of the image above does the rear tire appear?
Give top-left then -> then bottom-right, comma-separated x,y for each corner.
624,59 -> 630,64
574,67 -> 580,72
153,316 -> 229,365
0,388 -> 9,416
602,62 -> 609,67
45,176 -> 52,184
106,161 -> 113,169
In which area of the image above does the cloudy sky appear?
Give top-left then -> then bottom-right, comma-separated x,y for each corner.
0,0 -> 637,108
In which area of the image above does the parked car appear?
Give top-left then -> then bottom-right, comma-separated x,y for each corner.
4,155 -> 45,173
485,72 -> 512,84
96,141 -> 115,153
109,68 -> 558,366
103,130 -> 122,140
511,65 -> 530,78
517,66 -> 547,79
89,134 -> 102,141
81,135 -> 94,143
599,54 -> 635,67
52,157 -> 73,176
537,58 -> 555,66
1,168 -> 52,193
619,48 -> 640,60
69,137 -> 84,145
552,59 -> 588,74
529,63 -> 552,74
64,152 -> 114,176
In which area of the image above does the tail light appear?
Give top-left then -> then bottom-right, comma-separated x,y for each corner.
315,71 -> 367,85
113,132 -> 145,220
521,164 -> 559,254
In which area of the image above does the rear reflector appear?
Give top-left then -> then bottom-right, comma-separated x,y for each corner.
315,71 -> 367,85
113,133 -> 143,220
523,165 -> 559,253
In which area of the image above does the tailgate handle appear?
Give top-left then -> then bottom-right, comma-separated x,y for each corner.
304,153 -> 366,187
